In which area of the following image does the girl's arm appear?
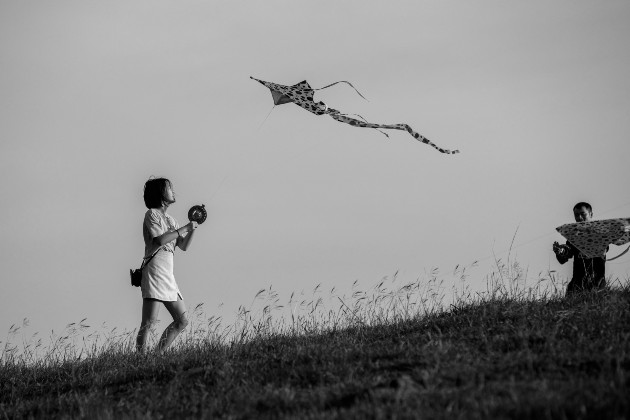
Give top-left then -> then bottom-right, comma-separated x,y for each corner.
151,222 -> 197,248
152,230 -> 180,247
176,221 -> 198,251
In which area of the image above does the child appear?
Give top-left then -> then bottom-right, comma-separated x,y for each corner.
553,202 -> 607,295
136,177 -> 200,352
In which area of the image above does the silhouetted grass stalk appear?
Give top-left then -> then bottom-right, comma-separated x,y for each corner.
1,257 -> 573,368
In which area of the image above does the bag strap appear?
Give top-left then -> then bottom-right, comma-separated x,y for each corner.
140,246 -> 163,269
140,212 -> 174,269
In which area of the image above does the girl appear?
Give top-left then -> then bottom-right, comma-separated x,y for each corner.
136,177 -> 199,352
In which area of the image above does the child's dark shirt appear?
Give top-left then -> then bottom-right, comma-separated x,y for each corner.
556,242 -> 606,294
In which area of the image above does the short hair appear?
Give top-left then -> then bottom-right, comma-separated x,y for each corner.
143,178 -> 172,209
573,202 -> 592,212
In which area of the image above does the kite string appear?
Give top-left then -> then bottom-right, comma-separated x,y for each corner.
209,175 -> 228,201
600,199 -> 630,217
257,105 -> 276,132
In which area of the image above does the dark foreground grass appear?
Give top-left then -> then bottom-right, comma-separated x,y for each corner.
2,287 -> 629,419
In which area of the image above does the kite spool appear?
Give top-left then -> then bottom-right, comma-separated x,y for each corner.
188,204 -> 207,224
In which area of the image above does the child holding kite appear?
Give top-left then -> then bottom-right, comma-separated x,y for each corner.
553,202 -> 607,295
136,177 -> 200,352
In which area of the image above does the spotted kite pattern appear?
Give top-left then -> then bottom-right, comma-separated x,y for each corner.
556,218 -> 630,258
251,77 -> 459,154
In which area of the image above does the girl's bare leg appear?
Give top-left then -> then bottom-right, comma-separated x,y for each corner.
157,298 -> 189,351
136,298 -> 161,352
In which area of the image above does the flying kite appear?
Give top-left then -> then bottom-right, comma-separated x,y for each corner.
251,77 -> 459,154
556,218 -> 630,261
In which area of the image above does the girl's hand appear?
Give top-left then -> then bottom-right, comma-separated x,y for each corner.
184,221 -> 198,233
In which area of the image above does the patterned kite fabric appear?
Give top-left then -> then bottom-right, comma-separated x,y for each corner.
251,78 -> 327,115
251,77 -> 460,154
328,112 -> 459,154
556,218 -> 630,259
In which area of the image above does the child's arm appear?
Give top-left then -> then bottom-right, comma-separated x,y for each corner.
176,222 -> 198,251
152,230 -> 180,247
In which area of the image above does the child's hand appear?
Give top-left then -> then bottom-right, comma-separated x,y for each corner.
552,241 -> 564,256
183,221 -> 198,233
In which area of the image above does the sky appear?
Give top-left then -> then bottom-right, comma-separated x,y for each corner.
1,1 -> 629,343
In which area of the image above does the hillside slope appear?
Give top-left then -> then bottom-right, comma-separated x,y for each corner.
2,288 -> 629,419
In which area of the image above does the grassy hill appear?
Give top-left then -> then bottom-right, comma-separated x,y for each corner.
2,279 -> 629,419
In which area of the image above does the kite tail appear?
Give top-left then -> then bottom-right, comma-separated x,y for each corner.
328,113 -> 459,154
336,112 -> 390,138
315,81 -> 368,101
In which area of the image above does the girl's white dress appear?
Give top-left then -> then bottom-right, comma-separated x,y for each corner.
141,209 -> 182,301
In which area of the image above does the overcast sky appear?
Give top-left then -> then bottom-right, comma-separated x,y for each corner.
1,0 -> 629,342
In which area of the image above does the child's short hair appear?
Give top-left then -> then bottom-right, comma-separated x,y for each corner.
573,202 -> 592,212
143,178 -> 172,209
